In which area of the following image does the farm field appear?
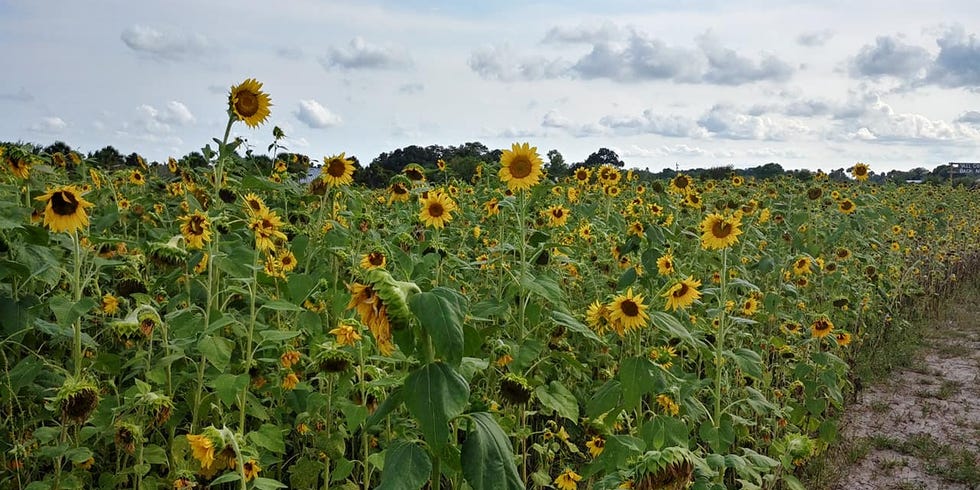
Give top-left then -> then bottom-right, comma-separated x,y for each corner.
2,80 -> 979,490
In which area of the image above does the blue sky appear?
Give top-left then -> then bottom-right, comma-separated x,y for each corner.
2,0 -> 979,172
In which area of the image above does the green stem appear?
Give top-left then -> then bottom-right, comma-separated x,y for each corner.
239,247 -> 261,434
713,248 -> 729,429
71,232 -> 83,377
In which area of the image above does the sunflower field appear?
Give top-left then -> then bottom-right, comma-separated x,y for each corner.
1,80 -> 979,490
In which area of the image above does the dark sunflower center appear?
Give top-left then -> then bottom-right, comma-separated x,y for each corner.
711,219 -> 732,239
235,91 -> 259,117
675,176 -> 688,188
247,199 -> 262,212
855,166 -> 867,176
282,256 -> 294,265
842,201 -> 853,210
189,216 -> 206,235
406,169 -> 423,180
621,300 -> 639,317
796,259 -> 806,269
673,283 -> 689,298
369,253 -> 384,266
814,320 -> 830,332
327,159 -> 347,177
509,157 -> 532,179
51,190 -> 80,216
393,184 -> 407,195
428,202 -> 444,217
664,260 -> 672,269
553,209 -> 563,218
577,170 -> 587,180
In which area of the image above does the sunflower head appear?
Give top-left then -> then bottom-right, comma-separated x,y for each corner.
851,162 -> 870,181
57,376 -> 100,424
498,142 -> 543,192
499,373 -> 533,405
365,269 -> 420,331
321,153 -> 355,187
229,78 -> 272,128
35,185 -> 94,234
699,213 -> 743,250
419,190 -> 457,229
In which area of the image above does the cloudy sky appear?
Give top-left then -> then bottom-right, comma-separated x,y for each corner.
2,0 -> 979,172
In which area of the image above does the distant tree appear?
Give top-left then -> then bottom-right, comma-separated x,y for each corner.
89,145 -> 125,170
43,141 -> 73,157
583,147 -> 624,168
828,168 -> 848,182
180,151 -> 209,169
545,149 -> 570,180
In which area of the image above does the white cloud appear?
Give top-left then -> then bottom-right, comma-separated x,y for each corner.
29,116 -> 67,133
541,109 -> 606,137
295,99 -> 342,128
319,37 -> 411,70
468,45 -> 569,82
599,110 -> 709,138
120,25 -> 212,61
133,101 -> 196,133
852,95 -> 980,142
698,104 -> 808,140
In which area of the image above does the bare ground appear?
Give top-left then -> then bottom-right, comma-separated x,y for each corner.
832,297 -> 980,490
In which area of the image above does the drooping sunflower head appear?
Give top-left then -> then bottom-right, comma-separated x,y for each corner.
403,163 -> 426,182
498,142 -> 543,192
35,185 -> 94,234
57,376 -> 100,424
321,153 -> 355,187
228,78 -> 272,128
499,373 -> 533,405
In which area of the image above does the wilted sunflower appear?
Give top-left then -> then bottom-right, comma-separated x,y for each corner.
179,211 -> 212,249
229,78 -> 272,128
586,436 -> 605,458
403,163 -> 426,182
811,317 -> 834,338
242,460 -> 261,481
8,156 -> 31,179
248,208 -> 287,251
187,430 -> 220,469
663,276 -> 702,311
329,323 -> 362,346
35,185 -> 94,234
321,153 -> 355,187
483,198 -> 500,217
608,288 -> 650,334
851,162 -> 869,181
347,270 -> 420,355
498,142 -> 543,192
838,199 -> 856,214
360,251 -> 387,270
699,213 -> 743,250
418,190 -> 457,229
554,469 -> 582,490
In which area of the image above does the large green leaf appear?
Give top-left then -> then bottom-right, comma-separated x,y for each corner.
586,379 -> 622,420
534,381 -> 579,421
550,310 -> 602,343
619,356 -> 663,410
403,363 -> 469,452
409,288 -> 466,366
249,423 -> 286,454
649,311 -> 699,347
461,413 -> 523,490
198,335 -> 233,371
377,440 -> 431,490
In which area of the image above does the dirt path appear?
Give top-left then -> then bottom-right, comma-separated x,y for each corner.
832,296 -> 980,489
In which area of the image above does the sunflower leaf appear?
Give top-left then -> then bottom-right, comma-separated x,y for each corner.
461,412 -> 524,490
403,362 -> 469,453
377,440 -> 431,490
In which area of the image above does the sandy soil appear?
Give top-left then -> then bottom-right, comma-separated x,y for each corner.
833,300 -> 980,490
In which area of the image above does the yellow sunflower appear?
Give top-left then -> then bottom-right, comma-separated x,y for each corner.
838,199 -> 856,214
663,276 -> 702,311
573,167 -> 591,185
700,213 -> 743,250
229,78 -> 272,128
835,331 -> 853,346
329,323 -> 362,346
321,153 -> 355,187
811,317 -> 834,338
360,251 -> 387,270
545,205 -> 570,227
656,252 -> 675,276
554,469 -> 582,490
586,436 -> 605,458
242,459 -> 261,481
35,185 -> 94,234
792,256 -> 812,276
741,297 -> 759,317
388,181 -> 410,203
418,191 -> 457,229
248,208 -> 287,251
129,170 -> 145,186
586,300 -> 611,335
9,156 -> 31,179
608,288 -> 650,334
186,434 -> 216,469
178,211 -> 212,249
669,174 -> 693,195
732,175 -> 744,186
851,162 -> 869,181
498,142 -> 543,192
242,192 -> 267,216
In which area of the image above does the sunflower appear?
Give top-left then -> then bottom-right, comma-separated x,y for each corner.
8,156 -> 31,179
545,205 -> 570,227
573,167 -> 591,185
663,276 -> 702,311
699,213 -> 743,250
35,185 -> 94,234
838,199 -> 856,214
282,372 -> 300,390
811,317 -> 834,338
388,181 -> 410,203
627,221 -> 644,237
167,157 -> 179,173
484,198 -> 500,217
586,436 -> 605,458
732,175 -> 744,186
608,288 -> 650,334
229,78 -> 272,128
360,251 -> 387,270
403,163 -> 426,182
277,248 -> 298,272
321,153 -> 355,187
242,460 -> 261,481
835,247 -> 851,260
835,331 -> 852,346
186,433 -> 216,469
656,252 -> 675,276
741,297 -> 759,317
102,294 -> 120,315
329,323 -> 362,346
179,211 -> 212,249
418,190 -> 457,229
248,208 -> 287,251
129,170 -> 145,186
554,469 -> 582,490
242,192 -> 267,216
656,393 -> 680,416
498,142 -> 544,192
851,162 -> 869,181
669,174 -> 692,195
586,300 -> 611,335
792,256 -> 812,276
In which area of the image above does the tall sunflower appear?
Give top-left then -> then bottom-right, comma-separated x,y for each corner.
608,288 -> 650,334
850,162 -> 869,181
321,153 -> 355,187
498,142 -> 543,192
35,185 -> 94,234
248,208 -> 287,251
669,174 -> 693,195
699,213 -> 743,250
178,211 -> 212,249
229,78 -> 272,128
545,205 -> 570,227
418,190 -> 457,229
663,276 -> 702,311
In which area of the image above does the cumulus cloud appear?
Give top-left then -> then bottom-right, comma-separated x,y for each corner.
319,37 -> 411,70
29,116 -> 67,133
133,101 -> 196,133
850,95 -> 980,142
956,110 -> 980,124
797,29 -> 835,47
468,45 -> 569,81
599,110 -> 708,138
541,109 -> 605,137
470,26 -> 795,85
697,103 -> 807,140
849,35 -> 931,78
295,99 -> 342,128
121,25 -> 212,61
926,25 -> 980,88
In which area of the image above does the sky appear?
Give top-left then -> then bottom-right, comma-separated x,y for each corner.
2,0 -> 980,173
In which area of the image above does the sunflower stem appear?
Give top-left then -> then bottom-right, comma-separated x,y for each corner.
239,246 -> 261,435
713,248 -> 728,431
71,231 -> 83,377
